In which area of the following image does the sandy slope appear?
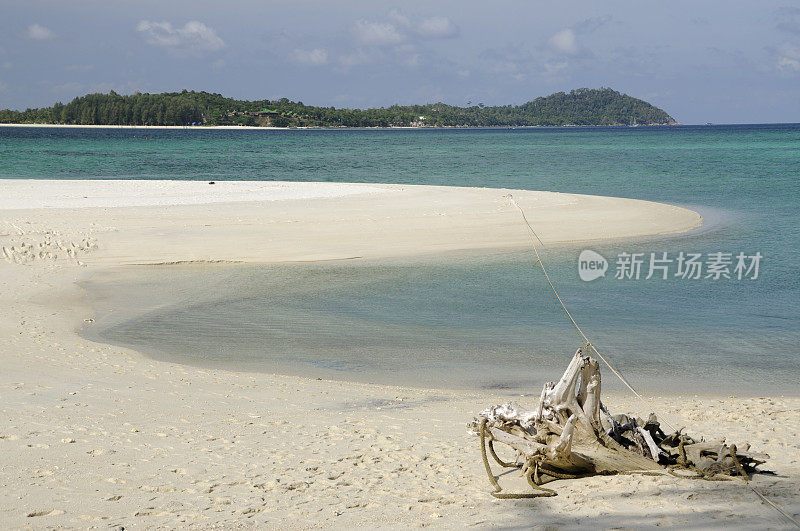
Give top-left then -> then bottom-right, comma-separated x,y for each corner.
1,180 -> 798,528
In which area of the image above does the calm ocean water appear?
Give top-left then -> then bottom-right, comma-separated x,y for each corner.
2,125 -> 798,393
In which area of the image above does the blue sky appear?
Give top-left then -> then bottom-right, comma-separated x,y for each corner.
1,1 -> 799,123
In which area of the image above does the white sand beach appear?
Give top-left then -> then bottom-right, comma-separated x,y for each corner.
1,180 -> 798,528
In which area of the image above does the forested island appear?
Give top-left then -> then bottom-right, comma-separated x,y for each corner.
0,88 -> 676,128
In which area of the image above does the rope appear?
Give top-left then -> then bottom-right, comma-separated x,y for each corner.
480,419 -> 556,498
506,194 -> 677,432
479,419 -> 503,494
745,482 -> 800,528
729,445 -> 800,528
505,194 -> 800,528
670,441 -> 799,527
488,439 -> 520,469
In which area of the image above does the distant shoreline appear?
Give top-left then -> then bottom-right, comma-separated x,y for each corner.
0,122 -> 683,131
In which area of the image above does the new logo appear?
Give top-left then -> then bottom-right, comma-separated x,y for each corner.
578,250 -> 608,281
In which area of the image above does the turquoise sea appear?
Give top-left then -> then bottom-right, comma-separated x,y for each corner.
1,125 -> 798,393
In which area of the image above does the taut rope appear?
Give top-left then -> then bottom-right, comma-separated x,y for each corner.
504,194 -> 800,529
506,194 -> 677,431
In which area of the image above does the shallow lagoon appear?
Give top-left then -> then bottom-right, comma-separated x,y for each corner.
4,124 -> 796,393
81,229 -> 800,394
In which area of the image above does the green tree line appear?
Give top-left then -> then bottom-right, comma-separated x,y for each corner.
0,88 -> 675,127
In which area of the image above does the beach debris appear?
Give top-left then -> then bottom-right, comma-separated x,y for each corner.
469,348 -> 768,498
26,509 -> 64,518
1,234 -> 97,265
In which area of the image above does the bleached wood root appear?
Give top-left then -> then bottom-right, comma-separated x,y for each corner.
470,348 -> 768,494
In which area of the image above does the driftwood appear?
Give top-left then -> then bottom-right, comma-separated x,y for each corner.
469,348 -> 768,498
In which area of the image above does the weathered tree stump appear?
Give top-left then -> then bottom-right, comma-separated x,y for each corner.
469,348 -> 768,498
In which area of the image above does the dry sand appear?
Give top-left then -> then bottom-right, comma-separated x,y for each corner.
1,180 -> 798,529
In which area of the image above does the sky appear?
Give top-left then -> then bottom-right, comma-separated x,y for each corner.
1,1 -> 799,124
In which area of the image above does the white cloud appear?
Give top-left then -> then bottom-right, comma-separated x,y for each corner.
416,17 -> 458,39
343,12 -> 458,70
290,48 -> 329,66
136,20 -> 225,52
387,9 -> 411,28
400,51 -> 421,67
548,29 -> 578,55
366,12 -> 458,40
393,43 -> 422,67
777,43 -> 800,72
353,20 -> 403,46
27,24 -> 55,40
778,56 -> 800,72
338,48 -> 376,67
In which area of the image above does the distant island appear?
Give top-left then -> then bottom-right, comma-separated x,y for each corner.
0,88 -> 676,128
